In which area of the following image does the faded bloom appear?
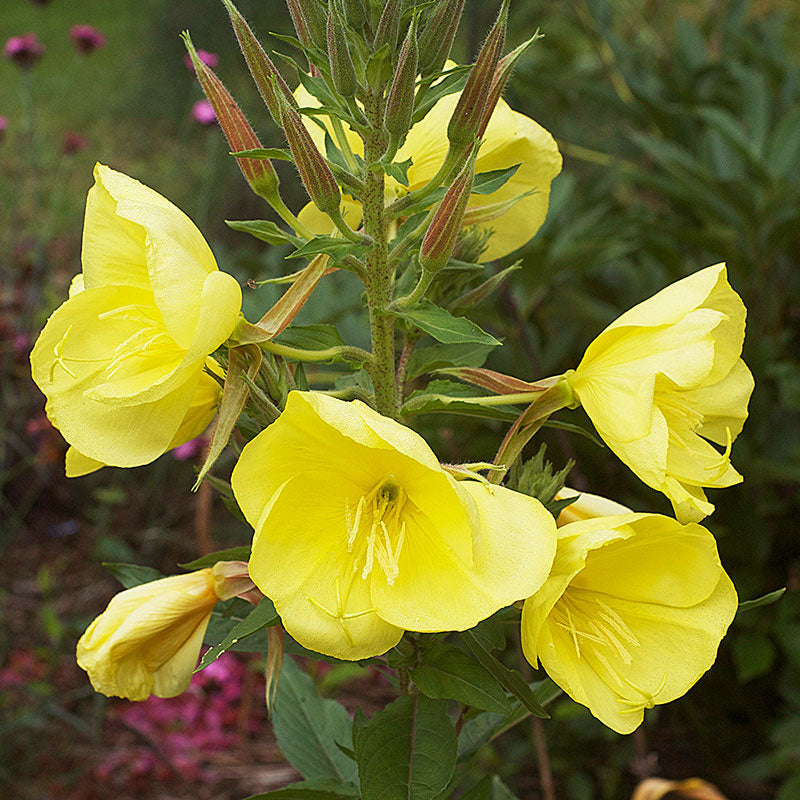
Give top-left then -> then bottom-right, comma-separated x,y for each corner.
191,99 -> 217,126
521,512 -> 737,734
69,25 -> 106,54
184,49 -> 219,71
30,163 -> 240,474
77,564 -> 253,701
4,34 -> 45,68
232,391 -> 557,660
566,264 -> 753,522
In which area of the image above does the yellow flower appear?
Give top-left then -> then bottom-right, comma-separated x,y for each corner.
521,512 -> 737,734
231,391 -> 557,660
567,264 -> 754,522
77,565 -> 246,701
30,164 -> 241,471
295,77 -> 562,261
554,486 -> 632,526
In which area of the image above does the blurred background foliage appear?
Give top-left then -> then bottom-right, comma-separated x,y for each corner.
1,0 -> 798,798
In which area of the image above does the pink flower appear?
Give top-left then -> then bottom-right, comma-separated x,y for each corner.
191,99 -> 217,127
61,130 -> 90,155
69,25 -> 106,54
172,434 -> 207,460
0,116 -> 7,143
4,34 -> 45,68
184,49 -> 218,71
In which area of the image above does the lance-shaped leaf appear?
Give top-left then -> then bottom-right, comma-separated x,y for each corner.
418,0 -> 466,77
447,0 -> 508,149
180,546 -> 252,570
242,780 -> 360,800
226,219 -> 301,246
223,0 -> 297,124
234,254 -> 333,344
451,263 -> 521,313
408,341 -> 493,379
194,344 -> 262,488
395,299 -> 501,346
183,32 -> 279,201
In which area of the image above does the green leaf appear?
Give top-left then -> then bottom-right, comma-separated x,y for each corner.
383,157 -> 413,187
732,632 -> 776,683
395,300 -> 501,346
408,342 -> 493,379
205,597 -> 271,653
412,67 -> 470,124
460,631 -> 549,719
226,219 -> 299,246
179,546 -> 252,571
277,323 -> 346,351
230,147 -> 293,161
738,587 -> 786,612
411,644 -> 512,713
356,694 -> 457,800
196,599 -> 279,672
103,563 -> 163,589
242,780 -> 360,800
272,657 -> 359,784
471,164 -> 521,195
461,776 -> 520,800
766,107 -> 800,178
287,236 -> 370,261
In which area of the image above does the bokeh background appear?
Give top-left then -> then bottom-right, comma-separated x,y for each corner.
1,0 -> 799,798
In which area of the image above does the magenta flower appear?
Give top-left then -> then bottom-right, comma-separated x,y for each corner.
191,99 -> 217,127
184,49 -> 219,72
61,130 -> 90,155
69,25 -> 106,54
0,116 -> 8,143
4,34 -> 45,68
172,434 -> 206,460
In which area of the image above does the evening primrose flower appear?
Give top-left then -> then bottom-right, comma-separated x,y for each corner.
566,264 -> 754,522
231,391 -> 557,660
295,77 -> 562,261
521,513 -> 737,734
554,487 -> 632,526
77,563 -> 253,701
30,164 -> 241,471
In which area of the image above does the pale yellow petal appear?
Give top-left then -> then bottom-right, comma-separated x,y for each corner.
65,447 -> 104,477
555,487 -> 632,525
297,197 -> 363,236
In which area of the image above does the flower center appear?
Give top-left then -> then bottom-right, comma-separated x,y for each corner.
345,475 -> 408,586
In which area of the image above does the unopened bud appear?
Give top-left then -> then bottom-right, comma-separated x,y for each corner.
223,0 -> 297,125
447,0 -> 507,149
340,0 -> 366,30
384,18 -> 418,144
418,0 -> 465,77
327,2 -> 358,98
183,32 -> 279,201
373,0 -> 402,54
287,0 -> 328,51
278,93 -> 341,214
419,148 -> 477,274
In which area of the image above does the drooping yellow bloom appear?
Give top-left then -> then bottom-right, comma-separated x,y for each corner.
521,513 -> 737,734
295,77 -> 562,261
77,563 -> 250,701
30,164 -> 241,471
566,264 -> 754,522
231,391 -> 557,660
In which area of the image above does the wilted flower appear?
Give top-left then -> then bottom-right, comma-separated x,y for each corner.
521,512 -> 737,734
191,99 -> 217,126
30,163 -> 241,473
4,34 -> 45,68
184,49 -> 219,71
232,391 -> 557,660
566,264 -> 753,522
69,25 -> 106,54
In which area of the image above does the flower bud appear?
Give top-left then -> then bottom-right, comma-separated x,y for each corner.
223,0 -> 297,125
340,0 -> 366,30
384,18 -> 418,145
327,2 -> 358,98
418,0 -> 465,77
183,32 -> 280,202
278,93 -> 341,214
373,0 -> 402,53
287,0 -> 328,51
447,0 -> 507,150
419,147 -> 477,274
69,25 -> 106,55
4,33 -> 45,69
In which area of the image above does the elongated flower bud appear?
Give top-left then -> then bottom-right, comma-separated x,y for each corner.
341,0 -> 366,30
447,0 -> 508,149
278,93 -> 341,213
183,32 -> 279,201
327,2 -> 358,98
418,0 -> 465,77
287,0 -> 328,51
419,148 -> 477,274
223,0 -> 297,125
384,18 -> 418,144
373,0 -> 402,53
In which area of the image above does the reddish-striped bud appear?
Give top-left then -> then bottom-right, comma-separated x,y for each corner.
384,18 -> 418,143
287,0 -> 328,51
223,0 -> 297,125
327,2 -> 358,98
183,32 -> 279,201
373,0 -> 402,53
418,0 -> 465,77
419,148 -> 477,274
278,93 -> 341,214
447,0 -> 508,149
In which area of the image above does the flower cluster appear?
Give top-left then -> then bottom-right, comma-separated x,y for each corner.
29,0 -> 754,746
